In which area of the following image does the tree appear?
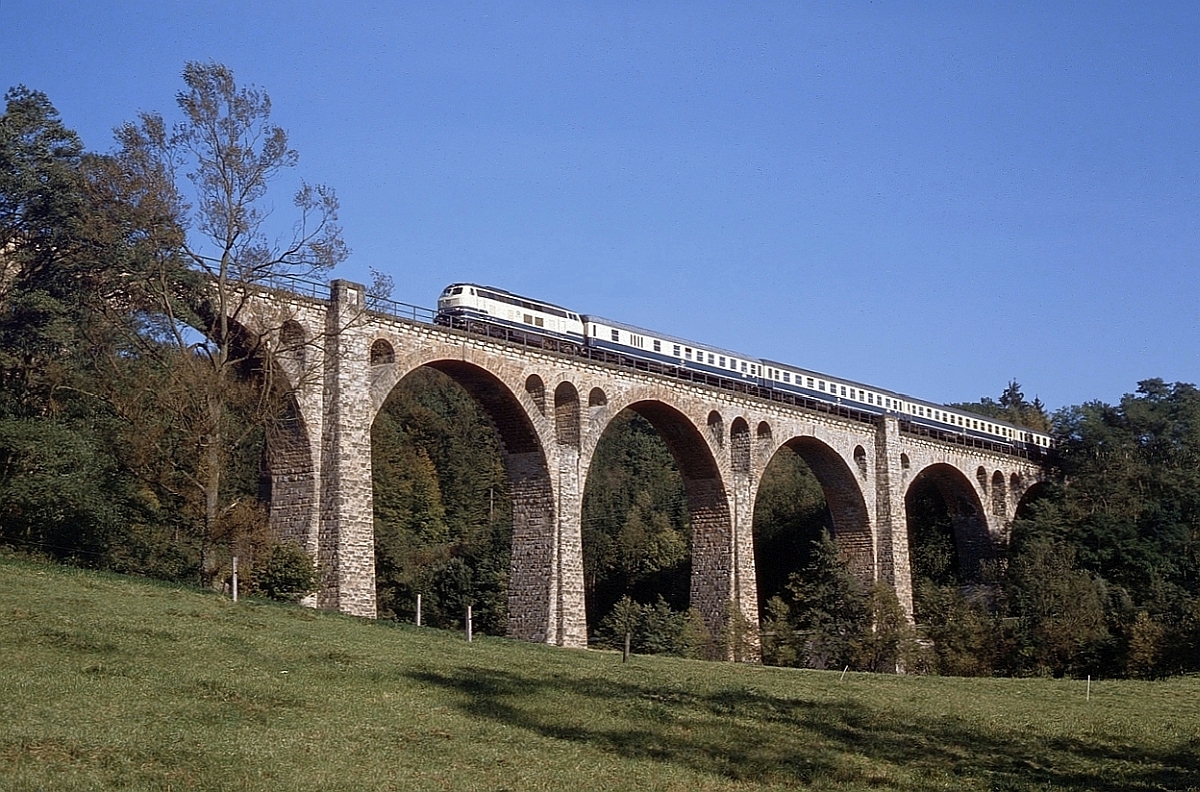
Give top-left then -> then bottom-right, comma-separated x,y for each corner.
950,379 -> 1050,433
110,62 -> 348,584
852,582 -> 923,673
581,410 -> 691,633
0,86 -> 88,415
1007,526 -> 1110,677
370,366 -> 513,632
786,531 -> 868,670
0,87 -> 157,565
751,447 -> 831,610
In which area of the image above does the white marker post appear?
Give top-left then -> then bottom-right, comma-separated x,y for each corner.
232,556 -> 239,603
416,594 -> 422,627
466,605 -> 473,643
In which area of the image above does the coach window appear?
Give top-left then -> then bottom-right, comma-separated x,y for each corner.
611,329 -> 620,342
718,356 -> 725,367
818,381 -> 825,391
806,378 -> 814,388
653,340 -> 661,353
684,348 -> 692,360
708,353 -> 715,364
840,385 -> 846,396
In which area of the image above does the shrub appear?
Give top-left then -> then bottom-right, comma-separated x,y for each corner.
254,543 -> 318,602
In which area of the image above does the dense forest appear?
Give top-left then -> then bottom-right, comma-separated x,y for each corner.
2,72 -> 1197,678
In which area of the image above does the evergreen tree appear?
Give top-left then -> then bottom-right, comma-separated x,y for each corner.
786,531 -> 868,670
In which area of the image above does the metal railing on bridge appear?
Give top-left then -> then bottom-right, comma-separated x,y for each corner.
254,274 -> 439,323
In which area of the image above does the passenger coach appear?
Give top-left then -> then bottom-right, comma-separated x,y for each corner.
434,282 -> 1052,453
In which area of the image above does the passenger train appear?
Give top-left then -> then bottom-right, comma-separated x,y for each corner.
436,283 -> 1053,454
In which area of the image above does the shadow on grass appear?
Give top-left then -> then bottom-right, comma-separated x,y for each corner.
407,666 -> 1198,791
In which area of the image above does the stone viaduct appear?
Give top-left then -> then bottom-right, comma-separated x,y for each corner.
241,278 -> 1046,655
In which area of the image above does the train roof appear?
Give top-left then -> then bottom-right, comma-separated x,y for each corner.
758,359 -> 1047,435
582,315 -> 753,361
443,283 -> 578,316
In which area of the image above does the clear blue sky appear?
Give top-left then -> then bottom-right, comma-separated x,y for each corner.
4,2 -> 1197,411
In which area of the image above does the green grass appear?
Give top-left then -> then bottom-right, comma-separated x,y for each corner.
1,554 -> 1197,791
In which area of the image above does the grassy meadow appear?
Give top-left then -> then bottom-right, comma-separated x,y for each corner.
1,553 -> 1196,792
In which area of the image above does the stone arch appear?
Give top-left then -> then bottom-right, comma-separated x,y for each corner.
707,411 -> 724,448
554,381 -> 580,449
991,470 -> 1007,517
1013,479 -> 1051,521
730,417 -> 751,475
906,463 -> 992,581
378,359 -> 556,643
765,436 -> 873,584
272,319 -> 310,390
853,445 -> 868,478
280,319 -> 305,351
525,374 -> 546,415
586,399 -> 733,643
369,338 -> 395,365
976,466 -> 989,493
588,387 -> 607,407
756,421 -> 772,443
755,422 -> 773,468
900,453 -> 911,470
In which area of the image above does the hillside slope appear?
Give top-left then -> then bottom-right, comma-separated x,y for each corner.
1,555 -> 1196,791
